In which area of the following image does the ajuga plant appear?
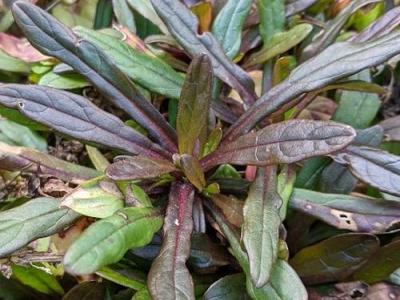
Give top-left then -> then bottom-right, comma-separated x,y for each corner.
2,0 -> 400,299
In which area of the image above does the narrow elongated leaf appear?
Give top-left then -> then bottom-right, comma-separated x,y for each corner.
112,0 -> 136,33
177,55 -> 212,156
150,0 -> 257,105
225,30 -> 400,141
148,182 -> 195,300
0,197 -> 79,257
290,189 -> 400,233
242,167 -> 281,287
352,240 -> 400,284
244,24 -> 313,68
380,115 -> 400,141
74,27 -> 184,99
204,274 -> 250,300
62,177 -> 124,218
290,233 -> 379,284
0,84 -> 169,159
212,0 -> 252,59
202,120 -> 355,169
180,154 -> 206,191
257,0 -> 285,44
285,0 -> 318,17
106,156 -> 176,181
0,142 -> 99,184
335,146 -> 400,196
64,207 -> 163,275
302,0 -> 381,60
96,266 -> 146,291
126,0 -> 168,34
350,6 -> 400,42
11,1 -> 177,152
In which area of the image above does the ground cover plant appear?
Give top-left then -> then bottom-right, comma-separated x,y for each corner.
1,0 -> 400,299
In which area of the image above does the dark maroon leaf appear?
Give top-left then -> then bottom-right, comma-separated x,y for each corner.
150,0 -> 257,105
106,156 -> 176,181
11,1 -> 177,152
148,182 -> 195,300
202,120 -> 355,169
0,84 -> 169,159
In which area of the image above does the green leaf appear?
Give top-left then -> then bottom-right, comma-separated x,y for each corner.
212,0 -> 252,59
0,50 -> 30,73
0,84 -> 169,159
38,71 -> 89,90
11,265 -> 64,295
106,156 -> 176,181
61,177 -> 124,218
126,0 -> 168,34
62,282 -> 106,300
0,118 -> 47,151
204,273 -> 250,300
177,55 -> 212,156
64,207 -> 163,275
302,0 -> 382,60
335,146 -> 400,196
0,142 -> 100,184
112,0 -> 136,34
257,0 -> 285,44
132,289 -> 152,300
225,29 -> 400,141
290,233 -> 379,285
0,106 -> 47,131
352,239 -> 400,284
150,0 -> 257,105
290,188 -> 400,233
334,70 -> 380,129
179,154 -> 206,192
277,165 -> 296,219
86,145 -> 109,172
12,1 -> 177,152
244,24 -> 313,68
74,26 -> 184,99
202,120 -> 355,169
148,182 -> 195,300
0,197 -> 79,257
96,266 -> 145,291
242,167 -> 281,288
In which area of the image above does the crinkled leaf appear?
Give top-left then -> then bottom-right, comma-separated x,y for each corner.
11,265 -> 64,295
0,84 -> 168,159
351,6 -> 400,42
12,1 -> 177,152
106,156 -> 176,181
225,30 -> 400,140
62,177 -> 124,218
203,120 -> 355,169
242,167 -> 281,288
204,273 -> 250,300
0,142 -> 99,184
302,0 -> 381,60
64,207 -> 163,275
177,55 -> 212,156
0,197 -> 79,257
212,0 -> 252,59
290,188 -> 400,233
352,240 -> 400,284
290,233 -> 379,285
148,182 -> 195,300
335,146 -> 400,196
74,26 -> 184,99
244,24 -> 313,68
150,0 -> 257,105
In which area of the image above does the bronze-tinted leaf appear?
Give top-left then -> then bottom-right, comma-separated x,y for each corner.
225,30 -> 400,141
11,1 -> 177,152
180,154 -> 206,191
150,0 -> 257,105
334,146 -> 400,196
202,120 -> 355,169
242,167 -> 281,288
148,182 -> 195,300
177,55 -> 212,156
290,188 -> 400,233
0,84 -> 169,159
106,156 -> 176,181
290,233 -> 379,285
